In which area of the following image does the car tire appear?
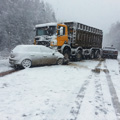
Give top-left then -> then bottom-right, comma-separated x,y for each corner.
114,56 -> 117,59
56,58 -> 63,65
21,59 -> 32,68
14,65 -> 20,70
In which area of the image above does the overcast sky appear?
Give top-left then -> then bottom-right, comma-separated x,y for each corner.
44,0 -> 120,34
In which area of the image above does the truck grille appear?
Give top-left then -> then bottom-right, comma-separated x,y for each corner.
36,41 -> 50,47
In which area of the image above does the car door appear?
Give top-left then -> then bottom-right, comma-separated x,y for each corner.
29,47 -> 44,65
40,47 -> 57,65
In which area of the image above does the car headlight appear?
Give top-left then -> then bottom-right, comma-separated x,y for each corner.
10,54 -> 15,58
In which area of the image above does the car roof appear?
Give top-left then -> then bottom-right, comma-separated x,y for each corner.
13,45 -> 53,52
103,47 -> 118,51
16,45 -> 47,48
103,47 -> 116,49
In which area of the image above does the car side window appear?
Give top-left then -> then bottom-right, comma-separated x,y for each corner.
40,47 -> 53,53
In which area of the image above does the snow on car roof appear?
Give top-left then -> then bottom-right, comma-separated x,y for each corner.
102,47 -> 118,52
16,45 -> 47,48
13,45 -> 52,52
35,23 -> 57,28
11,45 -> 63,58
15,45 -> 51,48
103,47 -> 116,49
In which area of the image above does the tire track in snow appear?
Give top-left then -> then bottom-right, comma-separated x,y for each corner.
118,59 -> 120,74
68,60 -> 103,120
68,78 -> 91,120
0,69 -> 19,77
93,61 -> 108,120
104,60 -> 120,120
94,75 -> 108,119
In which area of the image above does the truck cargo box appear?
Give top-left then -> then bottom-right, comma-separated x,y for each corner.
64,22 -> 103,49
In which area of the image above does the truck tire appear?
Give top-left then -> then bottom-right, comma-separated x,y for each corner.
90,51 -> 95,59
76,50 -> 82,61
95,50 -> 101,59
63,50 -> 70,64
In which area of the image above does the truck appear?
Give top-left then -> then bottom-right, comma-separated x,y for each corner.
34,22 -> 103,63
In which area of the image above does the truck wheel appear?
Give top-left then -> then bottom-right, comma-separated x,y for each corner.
76,50 -> 82,61
63,50 -> 70,64
21,59 -> 32,68
95,50 -> 101,59
56,58 -> 63,65
90,51 -> 95,59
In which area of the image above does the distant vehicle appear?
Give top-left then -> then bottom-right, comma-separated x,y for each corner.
101,47 -> 118,59
9,45 -> 64,68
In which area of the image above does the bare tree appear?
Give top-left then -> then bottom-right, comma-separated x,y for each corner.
104,22 -> 120,50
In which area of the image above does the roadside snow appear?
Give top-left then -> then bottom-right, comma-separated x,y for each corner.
0,56 -> 13,73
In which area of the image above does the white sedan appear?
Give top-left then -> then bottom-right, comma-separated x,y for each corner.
9,45 -> 64,68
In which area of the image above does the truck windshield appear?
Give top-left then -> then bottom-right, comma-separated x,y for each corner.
36,26 -> 56,36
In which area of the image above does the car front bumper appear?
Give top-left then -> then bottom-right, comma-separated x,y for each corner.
9,58 -> 21,65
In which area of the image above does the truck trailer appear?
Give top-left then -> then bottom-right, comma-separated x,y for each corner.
34,22 -> 103,63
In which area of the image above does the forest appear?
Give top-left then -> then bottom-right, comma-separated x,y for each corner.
104,22 -> 120,50
0,0 -> 56,52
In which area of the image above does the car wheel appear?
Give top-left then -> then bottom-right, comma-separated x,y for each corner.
14,65 -> 20,70
56,58 -> 63,65
21,59 -> 32,68
114,56 -> 117,59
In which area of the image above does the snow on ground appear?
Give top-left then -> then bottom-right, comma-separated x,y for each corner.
0,61 -> 94,120
0,53 -> 120,120
0,56 -> 13,73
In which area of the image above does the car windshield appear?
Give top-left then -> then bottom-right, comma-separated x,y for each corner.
36,26 -> 57,36
104,47 -> 115,50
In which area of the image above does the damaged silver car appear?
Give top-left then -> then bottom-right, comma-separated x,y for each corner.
9,45 -> 64,68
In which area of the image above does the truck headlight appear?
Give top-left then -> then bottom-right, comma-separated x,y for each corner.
50,39 -> 57,46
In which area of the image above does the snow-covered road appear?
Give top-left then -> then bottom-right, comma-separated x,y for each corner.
0,59 -> 120,120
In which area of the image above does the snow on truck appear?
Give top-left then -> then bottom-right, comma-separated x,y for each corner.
34,22 -> 103,63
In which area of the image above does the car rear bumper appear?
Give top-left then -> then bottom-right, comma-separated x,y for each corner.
101,54 -> 118,59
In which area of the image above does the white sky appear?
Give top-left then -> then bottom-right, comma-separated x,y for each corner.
44,0 -> 120,34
